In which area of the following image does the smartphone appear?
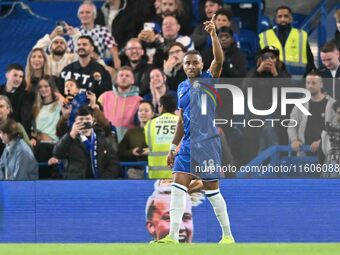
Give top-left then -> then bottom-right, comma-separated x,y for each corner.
143,22 -> 155,32
56,20 -> 67,33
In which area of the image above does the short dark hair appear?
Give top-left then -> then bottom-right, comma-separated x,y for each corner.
160,95 -> 177,113
78,35 -> 95,47
321,41 -> 338,53
6,63 -> 24,73
165,41 -> 186,59
275,5 -> 293,15
75,105 -> 94,118
0,119 -> 20,141
139,100 -> 155,113
332,100 -> 340,112
215,8 -> 232,21
184,50 -> 202,58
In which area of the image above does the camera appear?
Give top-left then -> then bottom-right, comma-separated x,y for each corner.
56,20 -> 67,33
82,122 -> 93,130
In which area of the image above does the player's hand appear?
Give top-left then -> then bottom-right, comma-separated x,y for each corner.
203,14 -> 217,36
167,150 -> 176,168
310,140 -> 320,153
188,180 -> 203,193
291,140 -> 302,152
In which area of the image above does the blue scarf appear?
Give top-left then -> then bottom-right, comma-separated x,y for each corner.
68,91 -> 88,127
80,130 -> 99,178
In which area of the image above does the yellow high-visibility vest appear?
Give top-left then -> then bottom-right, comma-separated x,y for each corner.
259,28 -> 308,76
145,113 -> 179,179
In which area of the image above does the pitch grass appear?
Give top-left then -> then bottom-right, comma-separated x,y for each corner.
0,243 -> 339,255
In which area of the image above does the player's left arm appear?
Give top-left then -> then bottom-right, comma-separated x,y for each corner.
204,15 -> 224,78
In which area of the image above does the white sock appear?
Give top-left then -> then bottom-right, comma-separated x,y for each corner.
169,183 -> 188,241
206,189 -> 232,237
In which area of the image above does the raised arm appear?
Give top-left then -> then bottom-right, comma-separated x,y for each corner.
204,15 -> 224,78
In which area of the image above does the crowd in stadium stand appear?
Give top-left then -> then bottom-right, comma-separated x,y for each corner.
0,0 -> 340,180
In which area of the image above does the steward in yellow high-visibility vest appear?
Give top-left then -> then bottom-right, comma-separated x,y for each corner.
145,95 -> 179,179
259,6 -> 315,78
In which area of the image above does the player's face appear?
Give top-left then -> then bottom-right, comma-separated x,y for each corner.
215,15 -> 231,30
306,75 -> 322,96
138,102 -> 154,124
276,9 -> 292,26
183,54 -> 204,78
30,50 -> 45,70
320,51 -> 340,70
6,69 -> 24,89
150,197 -> 193,243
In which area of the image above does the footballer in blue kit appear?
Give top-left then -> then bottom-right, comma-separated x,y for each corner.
154,15 -> 234,244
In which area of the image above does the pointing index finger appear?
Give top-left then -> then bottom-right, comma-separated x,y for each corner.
210,14 -> 216,22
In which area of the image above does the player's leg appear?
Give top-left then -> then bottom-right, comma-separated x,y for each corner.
166,172 -> 193,242
203,180 -> 234,243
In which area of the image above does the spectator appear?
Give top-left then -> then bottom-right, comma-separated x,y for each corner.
320,100 -> 340,177
121,38 -> 152,96
53,105 -> 120,179
95,0 -> 139,51
259,5 -> 315,78
317,41 -> 340,99
214,8 -> 240,47
119,101 -> 154,178
60,35 -> 113,98
241,46 -> 290,164
201,26 -> 246,77
163,42 -> 187,91
30,76 -> 63,179
288,72 -> 335,156
68,0 -> 121,68
138,16 -> 194,68
332,9 -> 340,51
25,48 -> 50,93
144,68 -> 177,114
31,76 -> 62,145
151,0 -> 193,35
98,66 -> 142,143
33,26 -> 78,76
0,96 -> 30,156
0,119 -> 38,181
0,64 -> 31,134
191,0 -> 223,52
145,95 -> 178,179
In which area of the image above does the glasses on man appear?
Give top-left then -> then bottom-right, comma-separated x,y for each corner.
125,47 -> 143,51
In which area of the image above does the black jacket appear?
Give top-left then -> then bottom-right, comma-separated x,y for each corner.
202,42 -> 247,77
59,59 -> 112,98
53,125 -> 120,179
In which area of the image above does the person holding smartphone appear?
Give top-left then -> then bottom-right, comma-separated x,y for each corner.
52,105 -> 120,179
